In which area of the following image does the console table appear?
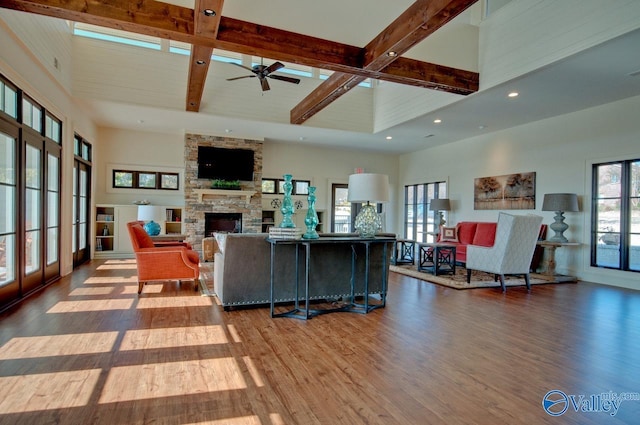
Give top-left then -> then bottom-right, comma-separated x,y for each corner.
267,236 -> 395,319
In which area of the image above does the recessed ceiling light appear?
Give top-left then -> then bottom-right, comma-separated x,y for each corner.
196,60 -> 206,65
224,129 -> 232,133
424,134 -> 434,138
387,51 -> 398,57
478,125 -> 487,130
137,119 -> 144,124
299,136 -> 306,141
386,136 -> 393,140
434,119 -> 442,124
203,9 -> 216,16
508,92 -> 519,98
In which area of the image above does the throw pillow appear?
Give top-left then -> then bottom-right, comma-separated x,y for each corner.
440,226 -> 459,243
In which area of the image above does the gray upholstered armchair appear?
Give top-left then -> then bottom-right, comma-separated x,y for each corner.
466,213 -> 543,291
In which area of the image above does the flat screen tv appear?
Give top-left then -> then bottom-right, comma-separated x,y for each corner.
197,146 -> 255,181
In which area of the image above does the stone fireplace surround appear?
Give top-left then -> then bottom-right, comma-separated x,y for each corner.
184,134 -> 263,256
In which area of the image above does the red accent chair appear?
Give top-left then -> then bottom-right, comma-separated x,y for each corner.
127,222 -> 200,294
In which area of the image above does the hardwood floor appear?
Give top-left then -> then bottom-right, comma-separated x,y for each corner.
1,259 -> 639,424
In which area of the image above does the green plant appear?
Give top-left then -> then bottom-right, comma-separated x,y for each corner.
211,179 -> 241,189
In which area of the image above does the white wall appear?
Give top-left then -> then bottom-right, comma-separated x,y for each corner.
263,142 -> 399,232
92,134 -> 400,233
398,94 -> 640,289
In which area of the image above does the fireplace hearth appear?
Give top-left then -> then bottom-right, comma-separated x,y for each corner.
205,213 -> 242,236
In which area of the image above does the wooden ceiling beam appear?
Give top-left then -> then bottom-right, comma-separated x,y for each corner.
291,0 -> 479,124
186,0 -> 223,112
0,0 -> 480,118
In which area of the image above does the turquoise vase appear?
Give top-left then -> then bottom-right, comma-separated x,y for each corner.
279,174 -> 295,228
303,186 -> 319,239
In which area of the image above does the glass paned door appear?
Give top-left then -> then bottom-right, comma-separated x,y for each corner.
44,149 -> 61,280
0,128 -> 18,304
331,184 -> 351,233
73,160 -> 90,267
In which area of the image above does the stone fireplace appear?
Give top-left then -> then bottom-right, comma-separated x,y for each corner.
205,213 -> 242,236
183,134 -> 263,256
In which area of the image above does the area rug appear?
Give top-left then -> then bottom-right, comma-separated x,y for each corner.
390,264 -> 573,290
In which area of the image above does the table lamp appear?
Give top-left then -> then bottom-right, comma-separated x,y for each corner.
542,193 -> 579,243
430,198 -> 451,230
347,173 -> 389,238
137,205 -> 164,236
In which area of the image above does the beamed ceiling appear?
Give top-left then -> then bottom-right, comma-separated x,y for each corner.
0,0 -> 480,123
3,1 -> 640,153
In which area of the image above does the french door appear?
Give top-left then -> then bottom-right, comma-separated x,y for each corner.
0,122 -> 19,304
73,159 -> 91,267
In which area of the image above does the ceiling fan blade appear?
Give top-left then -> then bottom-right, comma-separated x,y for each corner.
260,78 -> 271,91
230,62 -> 256,73
268,74 -> 301,85
264,61 -> 284,75
226,75 -> 256,81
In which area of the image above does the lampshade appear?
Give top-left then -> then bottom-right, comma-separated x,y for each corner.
429,198 -> 451,211
137,205 -> 165,222
542,193 -> 579,212
347,173 -> 390,203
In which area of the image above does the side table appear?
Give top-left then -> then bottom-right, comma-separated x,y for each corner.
536,241 -> 580,282
392,239 -> 416,265
417,243 -> 456,276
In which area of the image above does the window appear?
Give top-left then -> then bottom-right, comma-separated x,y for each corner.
262,178 -> 310,195
45,113 -> 62,144
113,169 -> 179,190
592,159 -> 640,272
0,76 -> 18,119
404,181 -> 447,243
22,96 -> 42,132
74,134 -> 92,161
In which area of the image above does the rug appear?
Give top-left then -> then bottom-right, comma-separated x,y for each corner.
390,264 -> 573,290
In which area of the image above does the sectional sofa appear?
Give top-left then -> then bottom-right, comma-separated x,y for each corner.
212,232 -> 395,309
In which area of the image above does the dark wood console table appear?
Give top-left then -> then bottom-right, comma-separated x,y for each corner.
267,236 -> 395,319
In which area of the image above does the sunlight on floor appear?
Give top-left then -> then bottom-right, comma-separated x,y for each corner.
0,369 -> 101,413
83,276 -> 138,284
120,325 -> 228,350
227,324 -> 242,343
96,264 -> 138,270
46,299 -> 134,313
69,287 -> 124,296
185,416 -> 263,425
136,296 -> 214,309
242,356 -> 264,387
0,332 -> 119,359
98,358 -> 247,403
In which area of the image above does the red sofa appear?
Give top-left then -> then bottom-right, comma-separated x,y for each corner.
436,222 -> 497,264
436,221 -> 547,266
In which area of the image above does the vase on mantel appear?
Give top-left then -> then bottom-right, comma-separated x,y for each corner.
279,174 -> 295,228
303,186 -> 319,239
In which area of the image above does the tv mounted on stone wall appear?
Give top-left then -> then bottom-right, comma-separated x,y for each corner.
197,146 -> 254,181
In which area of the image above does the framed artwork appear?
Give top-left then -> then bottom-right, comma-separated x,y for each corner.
474,172 -> 536,210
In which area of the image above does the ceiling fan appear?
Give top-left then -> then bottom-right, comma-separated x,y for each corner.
226,59 -> 301,91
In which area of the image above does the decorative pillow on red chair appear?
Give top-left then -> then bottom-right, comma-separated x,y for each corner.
440,226 -> 459,242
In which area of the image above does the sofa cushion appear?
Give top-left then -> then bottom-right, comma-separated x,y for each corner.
440,226 -> 459,242
456,222 -> 478,245
472,222 -> 497,247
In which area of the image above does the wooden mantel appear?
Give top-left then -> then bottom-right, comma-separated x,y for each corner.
194,189 -> 257,203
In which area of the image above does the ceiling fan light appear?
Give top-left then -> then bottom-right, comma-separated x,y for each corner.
203,9 -> 216,17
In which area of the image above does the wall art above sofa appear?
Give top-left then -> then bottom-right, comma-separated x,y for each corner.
474,172 -> 536,210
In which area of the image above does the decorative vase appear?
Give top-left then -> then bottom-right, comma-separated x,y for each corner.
303,186 -> 319,239
279,174 -> 295,228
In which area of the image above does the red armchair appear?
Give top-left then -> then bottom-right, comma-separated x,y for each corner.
127,222 -> 200,294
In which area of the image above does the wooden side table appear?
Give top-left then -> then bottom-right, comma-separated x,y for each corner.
536,241 -> 580,282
